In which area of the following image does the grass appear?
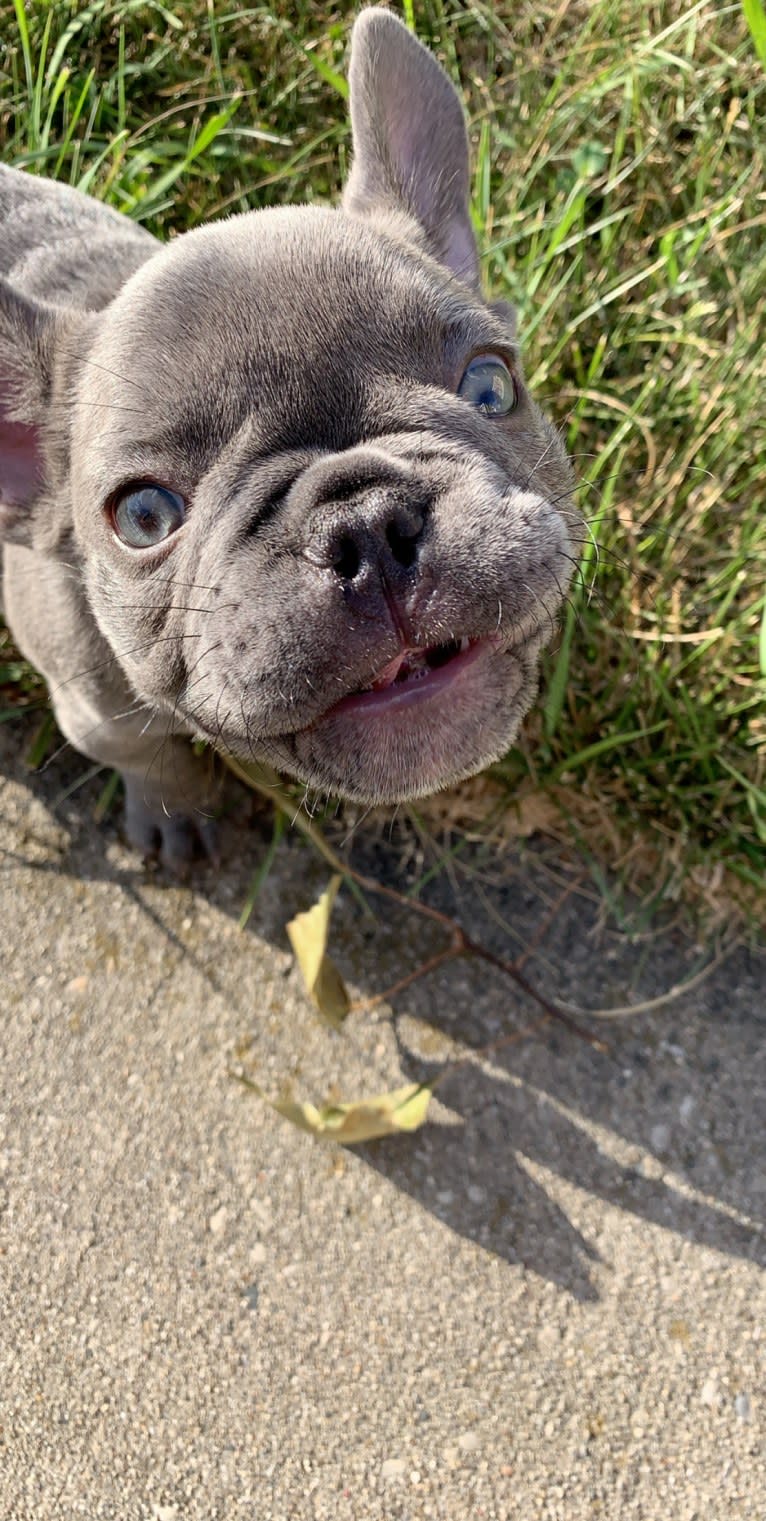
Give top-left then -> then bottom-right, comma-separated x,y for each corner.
1,0 -> 764,918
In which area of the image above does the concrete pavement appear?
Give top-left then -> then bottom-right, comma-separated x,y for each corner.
1,721 -> 763,1519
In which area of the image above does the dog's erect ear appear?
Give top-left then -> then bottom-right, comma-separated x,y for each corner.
0,280 -> 86,546
343,7 -> 479,288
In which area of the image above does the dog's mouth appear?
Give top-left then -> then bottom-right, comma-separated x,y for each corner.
370,634 -> 473,687
187,617 -> 540,803
320,634 -> 492,721
281,625 -> 529,801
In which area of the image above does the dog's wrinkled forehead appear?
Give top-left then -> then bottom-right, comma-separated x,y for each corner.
80,204 -> 508,482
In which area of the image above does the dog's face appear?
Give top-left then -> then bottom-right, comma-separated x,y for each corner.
1,8 -> 576,805
74,208 -> 573,802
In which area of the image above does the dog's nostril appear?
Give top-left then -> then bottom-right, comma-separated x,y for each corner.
386,521 -> 419,569
332,535 -> 361,581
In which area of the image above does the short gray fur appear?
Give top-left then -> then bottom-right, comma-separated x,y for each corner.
0,8 -> 576,869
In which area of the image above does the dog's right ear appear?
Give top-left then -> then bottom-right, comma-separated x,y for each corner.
343,7 -> 479,289
0,280 -> 87,548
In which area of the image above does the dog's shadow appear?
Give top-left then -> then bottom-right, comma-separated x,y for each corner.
2,721 -> 763,1304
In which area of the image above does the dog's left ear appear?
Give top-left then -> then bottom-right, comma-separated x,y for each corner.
343,7 -> 479,289
0,280 -> 86,546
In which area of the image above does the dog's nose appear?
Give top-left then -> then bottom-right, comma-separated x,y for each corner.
294,449 -> 427,583
314,489 -> 424,581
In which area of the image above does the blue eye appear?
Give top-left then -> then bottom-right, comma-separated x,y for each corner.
458,355 -> 517,416
112,484 -> 186,547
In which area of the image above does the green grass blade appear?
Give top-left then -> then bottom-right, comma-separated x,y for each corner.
40,65 -> 70,155
51,68 -> 96,178
12,0 -> 34,101
93,769 -> 122,823
742,0 -> 766,67
238,812 -> 286,930
294,40 -> 348,99
24,710 -> 56,770
29,7 -> 53,150
132,100 -> 240,213
550,722 -> 669,780
75,130 -> 130,196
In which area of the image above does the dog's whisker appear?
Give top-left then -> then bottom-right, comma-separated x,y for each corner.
150,577 -> 223,593
46,634 -> 202,702
59,348 -> 155,399
102,603 -> 235,616
53,397 -> 146,415
39,700 -> 155,774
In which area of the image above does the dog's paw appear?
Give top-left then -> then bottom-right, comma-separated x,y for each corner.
123,782 -> 220,875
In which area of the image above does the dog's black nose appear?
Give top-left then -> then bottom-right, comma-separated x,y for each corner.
318,489 -> 424,582
293,448 -> 427,583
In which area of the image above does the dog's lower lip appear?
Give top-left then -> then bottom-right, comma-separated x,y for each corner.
317,635 -> 496,722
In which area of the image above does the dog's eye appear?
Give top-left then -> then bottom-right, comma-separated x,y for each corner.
458,355 -> 517,416
112,484 -> 186,548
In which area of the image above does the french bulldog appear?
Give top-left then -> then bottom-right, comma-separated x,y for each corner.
0,7 -> 576,870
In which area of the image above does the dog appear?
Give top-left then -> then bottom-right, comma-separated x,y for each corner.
0,7 -> 576,870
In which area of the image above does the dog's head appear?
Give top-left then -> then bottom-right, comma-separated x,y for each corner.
0,8 -> 576,804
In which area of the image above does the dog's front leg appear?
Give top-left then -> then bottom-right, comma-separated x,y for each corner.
55,685 -> 221,872
4,546 -> 220,871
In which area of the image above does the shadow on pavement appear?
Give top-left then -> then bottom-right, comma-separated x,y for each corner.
2,719 -> 763,1303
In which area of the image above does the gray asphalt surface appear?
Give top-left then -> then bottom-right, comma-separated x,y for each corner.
1,722 -> 763,1519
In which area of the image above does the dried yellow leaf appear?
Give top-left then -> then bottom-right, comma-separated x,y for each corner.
286,874 -> 350,1027
271,1083 -> 433,1144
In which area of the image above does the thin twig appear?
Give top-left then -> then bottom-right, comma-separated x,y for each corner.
224,755 -> 606,1050
349,943 -> 462,1014
559,936 -> 742,1019
512,874 -> 585,972
430,1014 -> 554,1088
458,934 -> 608,1051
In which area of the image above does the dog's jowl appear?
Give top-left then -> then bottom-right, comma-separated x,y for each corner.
0,8 -> 576,869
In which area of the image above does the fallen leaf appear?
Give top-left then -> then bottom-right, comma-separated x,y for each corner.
508,790 -> 561,838
286,874 -> 350,1026
237,1074 -> 432,1144
275,1083 -> 432,1143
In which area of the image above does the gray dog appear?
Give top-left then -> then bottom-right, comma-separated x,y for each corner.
0,7 -> 576,869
